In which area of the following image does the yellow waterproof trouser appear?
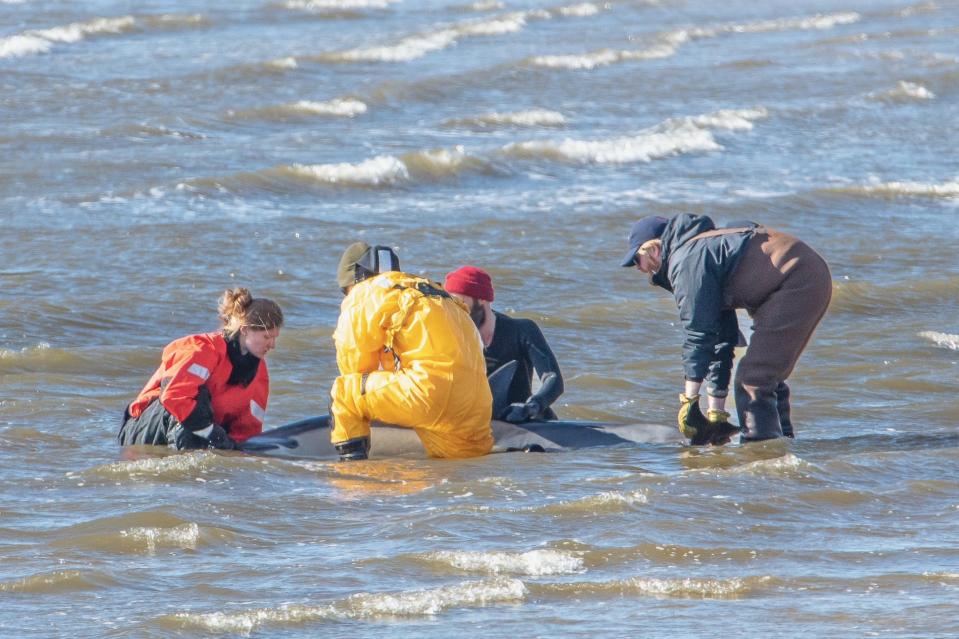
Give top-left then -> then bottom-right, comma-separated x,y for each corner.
331,367 -> 492,458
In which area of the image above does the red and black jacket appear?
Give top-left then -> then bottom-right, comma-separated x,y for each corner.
128,332 -> 269,442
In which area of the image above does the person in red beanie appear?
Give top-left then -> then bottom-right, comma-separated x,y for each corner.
444,266 -> 564,423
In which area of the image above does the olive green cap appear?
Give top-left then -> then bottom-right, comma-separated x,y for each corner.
337,241 -> 371,289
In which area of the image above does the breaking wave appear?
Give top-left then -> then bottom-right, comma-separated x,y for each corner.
166,578 -> 527,633
502,108 -> 766,164
869,80 -> 936,102
0,14 -> 207,59
288,155 -> 411,186
556,2 -> 602,17
537,575 -> 770,599
283,0 -> 399,10
323,11 -> 535,62
425,549 -> 585,575
0,570 -> 115,593
132,106 -> 765,196
827,176 -> 959,199
530,44 -> 676,70
318,3 -> 598,64
443,108 -> 567,128
528,11 -> 859,72
225,98 -> 368,122
190,145 -> 496,191
120,522 -> 202,554
82,451 -> 226,481
919,331 -> 959,351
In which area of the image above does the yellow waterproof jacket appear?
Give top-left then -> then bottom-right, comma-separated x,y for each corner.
331,271 -> 493,458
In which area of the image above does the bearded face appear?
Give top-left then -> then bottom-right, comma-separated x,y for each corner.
468,298 -> 486,327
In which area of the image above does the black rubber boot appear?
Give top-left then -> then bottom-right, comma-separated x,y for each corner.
735,384 -> 783,442
776,382 -> 794,438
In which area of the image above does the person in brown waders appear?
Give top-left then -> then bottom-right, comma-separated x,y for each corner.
620,214 -> 831,445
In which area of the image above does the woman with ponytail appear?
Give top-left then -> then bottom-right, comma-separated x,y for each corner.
118,288 -> 284,450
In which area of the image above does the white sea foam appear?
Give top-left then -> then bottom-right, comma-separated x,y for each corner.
872,80 -> 936,101
723,11 -> 860,34
287,98 -> 368,116
345,577 -> 527,616
919,331 -> 959,351
174,604 -> 336,634
0,342 -> 51,359
265,57 -> 298,70
625,576 -> 757,598
531,44 -> 675,69
680,107 -> 769,131
31,16 -> 135,43
121,522 -> 200,553
897,2 -> 939,18
289,156 -> 410,185
330,11 -> 536,62
856,176 -> 959,197
0,34 -> 53,58
143,13 -> 208,29
657,11 -> 859,51
402,146 -> 475,176
557,2 -> 602,17
91,451 -> 215,478
448,109 -> 567,127
285,0 -> 398,9
468,0 -> 504,10
174,578 -> 526,633
503,123 -> 720,164
503,106 -> 765,163
428,549 -> 584,575
0,15 -> 197,58
732,453 -> 806,476
334,29 -> 459,62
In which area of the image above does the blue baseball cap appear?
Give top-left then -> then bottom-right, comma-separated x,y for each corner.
620,216 -> 668,267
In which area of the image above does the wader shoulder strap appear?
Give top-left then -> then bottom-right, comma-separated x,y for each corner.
688,226 -> 760,242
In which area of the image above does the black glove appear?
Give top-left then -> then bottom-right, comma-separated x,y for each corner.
503,399 -> 542,424
173,423 -> 237,450
206,424 -> 238,450
334,436 -> 370,461
705,409 -> 740,446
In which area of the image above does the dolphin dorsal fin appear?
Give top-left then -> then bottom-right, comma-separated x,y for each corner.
488,360 -> 518,419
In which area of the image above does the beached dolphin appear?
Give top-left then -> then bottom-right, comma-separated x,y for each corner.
241,361 -> 680,459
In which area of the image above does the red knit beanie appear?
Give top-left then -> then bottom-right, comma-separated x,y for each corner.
444,266 -> 494,302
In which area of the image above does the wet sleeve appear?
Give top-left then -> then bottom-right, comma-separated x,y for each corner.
673,253 -> 725,384
158,342 -> 219,426
520,320 -> 564,409
704,309 -> 738,397
333,283 -> 394,375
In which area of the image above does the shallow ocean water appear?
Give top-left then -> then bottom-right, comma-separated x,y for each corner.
2,0 -> 958,636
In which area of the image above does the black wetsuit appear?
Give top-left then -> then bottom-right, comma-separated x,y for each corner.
484,311 -> 564,420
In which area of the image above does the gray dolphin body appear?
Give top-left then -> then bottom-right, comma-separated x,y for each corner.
241,361 -> 680,459
240,415 -> 679,459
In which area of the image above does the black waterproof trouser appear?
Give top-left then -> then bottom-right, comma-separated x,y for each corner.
117,397 -> 212,450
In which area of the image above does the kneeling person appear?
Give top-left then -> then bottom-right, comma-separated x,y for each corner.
330,243 -> 493,460
118,288 -> 283,450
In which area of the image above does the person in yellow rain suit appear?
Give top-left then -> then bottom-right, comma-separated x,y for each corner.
329,242 -> 493,461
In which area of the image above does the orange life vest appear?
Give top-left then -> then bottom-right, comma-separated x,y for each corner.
128,332 -> 269,442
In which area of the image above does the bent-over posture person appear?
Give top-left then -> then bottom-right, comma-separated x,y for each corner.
118,288 -> 283,450
621,214 -> 831,444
